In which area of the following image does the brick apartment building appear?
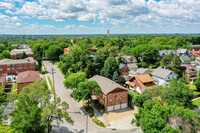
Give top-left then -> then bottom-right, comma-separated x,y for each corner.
16,71 -> 40,94
89,75 -> 128,112
0,74 -> 6,87
0,57 -> 36,75
11,49 -> 34,59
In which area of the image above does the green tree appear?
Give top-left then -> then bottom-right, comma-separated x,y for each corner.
11,94 -> 45,133
20,51 -> 28,59
121,46 -> 131,55
194,77 -> 200,92
0,50 -> 12,60
101,56 -> 119,79
41,98 -> 73,133
161,55 -> 173,69
63,72 -> 86,89
132,44 -> 159,64
85,60 -> 94,78
46,45 -> 63,61
172,55 -> 182,77
112,71 -> 119,82
73,80 -> 101,106
0,44 -> 5,53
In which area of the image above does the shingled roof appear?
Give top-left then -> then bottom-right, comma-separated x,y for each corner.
16,71 -> 40,84
10,49 -> 33,55
0,57 -> 36,65
89,75 -> 127,95
152,68 -> 176,79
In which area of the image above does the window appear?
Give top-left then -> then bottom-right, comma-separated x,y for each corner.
7,68 -> 10,70
31,63 -> 34,65
19,67 -> 22,69
109,99 -> 112,101
123,97 -> 125,100
115,100 -> 117,104
24,63 -> 27,65
24,67 -> 27,69
31,66 -> 34,69
7,64 -> 10,67
0,65 -> 2,67
118,94 -> 120,97
0,69 -> 2,71
110,103 -> 112,106
12,68 -> 15,70
118,100 -> 122,104
115,94 -> 117,98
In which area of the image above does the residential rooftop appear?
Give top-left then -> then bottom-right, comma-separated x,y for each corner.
16,71 -> 40,84
0,57 -> 36,65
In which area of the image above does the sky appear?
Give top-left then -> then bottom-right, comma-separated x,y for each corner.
0,0 -> 200,35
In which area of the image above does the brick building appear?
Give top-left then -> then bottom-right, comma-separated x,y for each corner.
89,75 -> 128,112
0,57 -> 36,75
0,74 -> 6,87
11,49 -> 34,59
16,71 -> 40,94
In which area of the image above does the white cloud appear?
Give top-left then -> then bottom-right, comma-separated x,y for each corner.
5,10 -> 15,15
3,0 -> 24,3
0,2 -> 14,9
20,16 -> 31,19
65,24 -> 76,29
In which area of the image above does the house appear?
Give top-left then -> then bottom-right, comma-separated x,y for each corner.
89,75 -> 128,112
0,74 -> 6,87
190,51 -> 200,57
159,50 -> 176,58
180,56 -> 191,64
181,64 -> 198,83
152,68 -> 177,85
126,74 -> 156,94
176,49 -> 190,56
64,48 -> 70,54
11,49 -> 34,59
0,57 -> 36,75
128,68 -> 150,77
11,44 -> 30,49
16,71 -> 40,94
188,42 -> 200,51
120,56 -> 138,73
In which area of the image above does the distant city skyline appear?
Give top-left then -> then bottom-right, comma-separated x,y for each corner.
0,0 -> 200,34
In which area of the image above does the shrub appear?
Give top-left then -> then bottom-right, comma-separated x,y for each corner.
92,118 -> 106,128
136,62 -> 148,68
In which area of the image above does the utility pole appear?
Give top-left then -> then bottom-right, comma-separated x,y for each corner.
86,114 -> 88,133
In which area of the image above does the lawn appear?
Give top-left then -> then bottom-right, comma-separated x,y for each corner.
192,98 -> 200,107
92,118 -> 106,128
14,83 -> 18,91
42,63 -> 47,71
47,76 -> 56,98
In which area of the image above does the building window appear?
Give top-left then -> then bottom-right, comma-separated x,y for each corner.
110,103 -> 112,106
109,99 -> 112,101
7,68 -> 10,70
0,65 -> 2,67
115,100 -> 117,104
118,94 -> 120,97
12,68 -> 15,70
0,69 -> 2,71
118,100 -> 122,104
31,66 -> 34,69
24,67 -> 27,69
31,63 -> 34,65
123,97 -> 125,100
24,63 -> 27,65
115,94 -> 117,98
7,64 -> 10,67
19,67 -> 22,69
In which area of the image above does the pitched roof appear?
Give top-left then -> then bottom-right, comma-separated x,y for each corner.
190,51 -> 200,56
128,74 -> 156,90
121,56 -> 137,63
0,57 -> 36,65
127,63 -> 138,70
89,75 -> 127,95
159,50 -> 176,55
152,68 -> 176,79
16,71 -> 40,83
0,74 -> 6,83
10,49 -> 33,55
136,68 -> 149,74
181,64 -> 197,73
119,63 -> 126,69
176,49 -> 188,54
180,56 -> 191,62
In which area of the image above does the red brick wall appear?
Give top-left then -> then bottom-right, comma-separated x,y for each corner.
0,78 -> 6,87
18,82 -> 32,94
12,54 -> 34,59
0,63 -> 36,75
106,88 -> 128,110
98,92 -> 106,106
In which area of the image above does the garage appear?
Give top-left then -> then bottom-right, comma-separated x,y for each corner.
107,106 -> 114,111
121,103 -> 127,109
114,105 -> 120,110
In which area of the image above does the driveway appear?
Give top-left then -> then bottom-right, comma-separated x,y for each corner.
43,61 -> 142,133
102,108 -> 139,130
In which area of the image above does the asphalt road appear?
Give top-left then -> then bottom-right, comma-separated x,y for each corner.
43,61 -> 142,133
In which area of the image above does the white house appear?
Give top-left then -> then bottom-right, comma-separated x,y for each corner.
152,68 -> 177,85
